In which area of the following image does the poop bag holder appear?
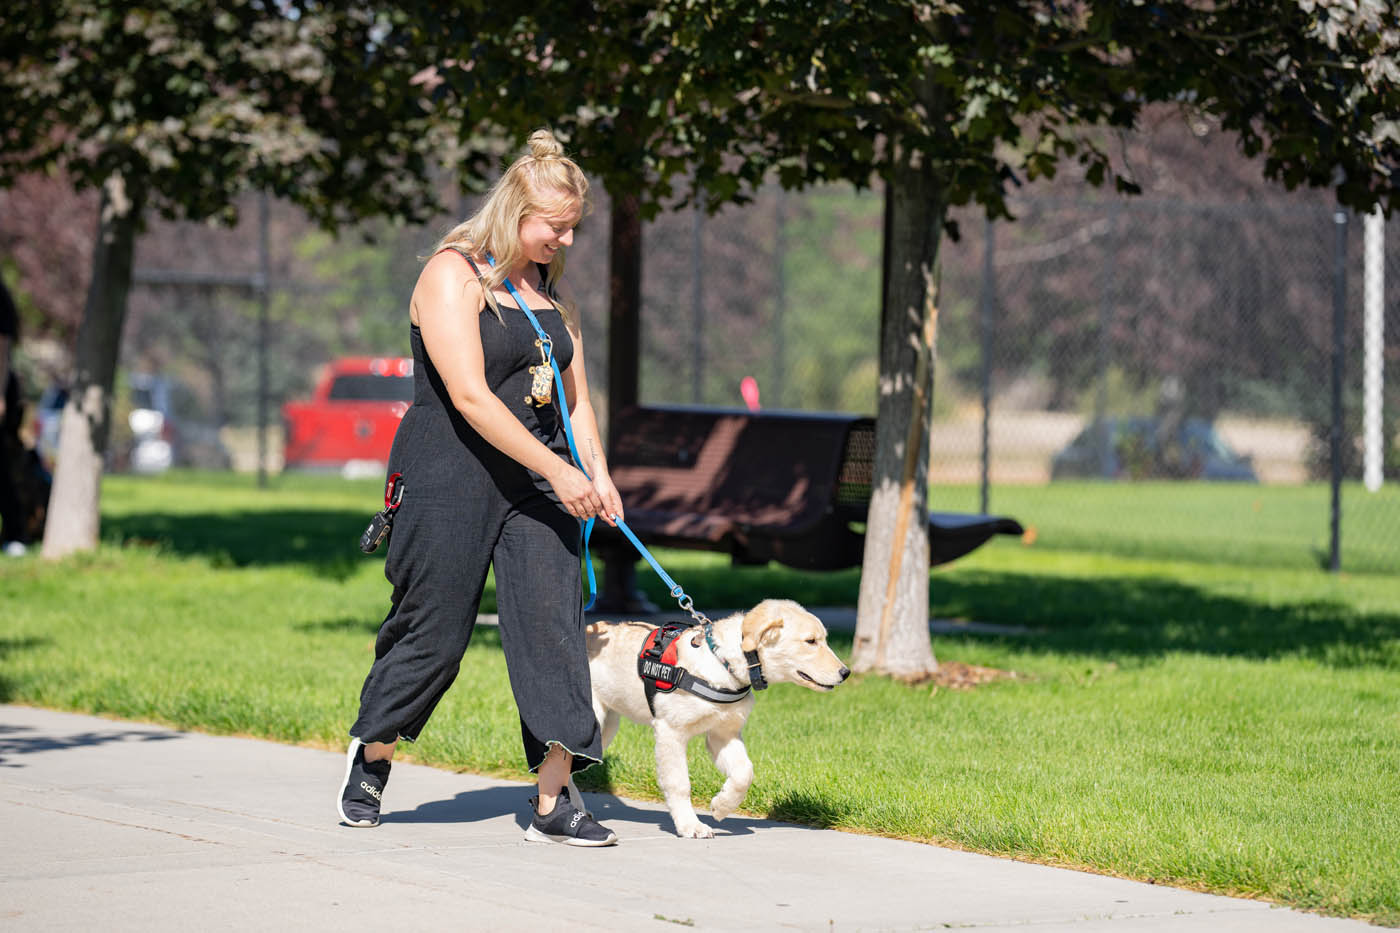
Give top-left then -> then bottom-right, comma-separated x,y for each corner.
359,472 -> 405,554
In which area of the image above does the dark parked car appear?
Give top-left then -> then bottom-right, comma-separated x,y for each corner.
1051,416 -> 1257,482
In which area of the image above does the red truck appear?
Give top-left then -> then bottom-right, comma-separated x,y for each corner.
282,357 -> 413,475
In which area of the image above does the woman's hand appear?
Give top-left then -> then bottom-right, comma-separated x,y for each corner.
548,463 -> 605,521
591,472 -> 624,527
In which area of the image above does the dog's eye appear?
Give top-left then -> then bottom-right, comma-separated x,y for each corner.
805,638 -> 818,645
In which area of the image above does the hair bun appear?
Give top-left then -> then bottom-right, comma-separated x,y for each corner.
526,129 -> 564,160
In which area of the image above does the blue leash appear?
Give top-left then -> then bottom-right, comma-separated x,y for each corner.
491,257 -> 705,620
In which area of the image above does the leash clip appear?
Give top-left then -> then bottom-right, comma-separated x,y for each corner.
676,593 -> 713,628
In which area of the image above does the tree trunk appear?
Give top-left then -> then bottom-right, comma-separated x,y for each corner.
41,173 -> 142,559
852,141 -> 945,678
598,188 -> 653,612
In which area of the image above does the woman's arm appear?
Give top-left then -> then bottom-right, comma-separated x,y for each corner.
413,253 -> 603,520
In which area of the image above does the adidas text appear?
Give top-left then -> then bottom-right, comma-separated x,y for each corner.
360,780 -> 383,801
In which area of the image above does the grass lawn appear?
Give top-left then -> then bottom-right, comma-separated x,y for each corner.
3,471 -> 1398,924
933,480 -> 1400,575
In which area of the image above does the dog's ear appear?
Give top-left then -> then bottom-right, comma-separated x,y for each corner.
741,601 -> 785,653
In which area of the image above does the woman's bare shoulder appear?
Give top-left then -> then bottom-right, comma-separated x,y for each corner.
412,250 -> 484,324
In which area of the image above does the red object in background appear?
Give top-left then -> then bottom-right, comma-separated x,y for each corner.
281,357 -> 414,472
740,376 -> 761,412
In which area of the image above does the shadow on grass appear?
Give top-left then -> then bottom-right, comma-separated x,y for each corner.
633,562 -> 1400,670
767,790 -> 842,828
0,636 -> 52,704
931,570 -> 1400,669
99,506 -> 1399,670
105,509 -> 375,577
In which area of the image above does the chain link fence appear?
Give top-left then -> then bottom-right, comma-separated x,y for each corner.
104,183 -> 1398,575
635,187 -> 1399,575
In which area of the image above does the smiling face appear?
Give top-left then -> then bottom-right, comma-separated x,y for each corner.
518,196 -> 582,266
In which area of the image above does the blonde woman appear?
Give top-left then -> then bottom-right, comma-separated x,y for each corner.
338,130 -> 623,846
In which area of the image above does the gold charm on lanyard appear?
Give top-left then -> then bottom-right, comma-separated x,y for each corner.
526,338 -> 553,407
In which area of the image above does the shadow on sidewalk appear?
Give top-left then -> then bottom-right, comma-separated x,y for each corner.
379,784 -> 805,838
0,721 -> 180,767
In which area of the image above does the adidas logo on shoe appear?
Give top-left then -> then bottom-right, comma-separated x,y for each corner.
524,793 -> 618,847
338,738 -> 391,828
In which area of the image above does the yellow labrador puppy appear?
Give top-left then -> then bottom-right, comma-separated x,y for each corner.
569,599 -> 849,838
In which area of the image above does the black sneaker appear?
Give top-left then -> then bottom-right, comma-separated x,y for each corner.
524,793 -> 618,847
338,738 -> 391,827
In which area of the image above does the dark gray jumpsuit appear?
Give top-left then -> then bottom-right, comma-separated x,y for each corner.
350,252 -> 601,774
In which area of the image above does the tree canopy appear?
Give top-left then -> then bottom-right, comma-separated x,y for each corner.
1,0 -> 452,229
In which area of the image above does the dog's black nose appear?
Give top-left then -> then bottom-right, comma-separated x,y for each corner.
839,666 -> 850,681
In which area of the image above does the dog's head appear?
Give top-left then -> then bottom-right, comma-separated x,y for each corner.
739,599 -> 850,692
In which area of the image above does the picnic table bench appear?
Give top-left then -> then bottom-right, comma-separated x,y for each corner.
591,405 -> 1023,590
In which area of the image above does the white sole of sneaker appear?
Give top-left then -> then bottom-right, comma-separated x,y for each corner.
337,738 -> 378,828
523,824 -> 618,847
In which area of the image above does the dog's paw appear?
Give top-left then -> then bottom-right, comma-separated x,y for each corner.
710,795 -> 736,822
674,819 -> 715,839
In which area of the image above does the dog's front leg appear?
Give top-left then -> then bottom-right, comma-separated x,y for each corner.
653,721 -> 712,838
705,727 -> 753,822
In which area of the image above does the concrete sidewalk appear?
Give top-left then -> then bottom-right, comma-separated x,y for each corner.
0,704 -> 1367,931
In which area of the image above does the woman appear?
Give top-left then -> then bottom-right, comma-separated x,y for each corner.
338,129 -> 624,847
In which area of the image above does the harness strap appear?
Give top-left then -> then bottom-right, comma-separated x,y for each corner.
638,622 -> 750,717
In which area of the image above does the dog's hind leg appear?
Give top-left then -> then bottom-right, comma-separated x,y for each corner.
705,726 -> 754,822
653,721 -> 712,838
599,708 -> 621,751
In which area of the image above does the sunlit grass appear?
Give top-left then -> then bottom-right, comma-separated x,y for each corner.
2,471 -> 1397,924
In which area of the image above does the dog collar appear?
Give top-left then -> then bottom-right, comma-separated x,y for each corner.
743,649 -> 768,691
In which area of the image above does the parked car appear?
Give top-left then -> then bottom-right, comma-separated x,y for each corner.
1050,416 -> 1258,482
281,357 -> 413,476
121,373 -> 231,473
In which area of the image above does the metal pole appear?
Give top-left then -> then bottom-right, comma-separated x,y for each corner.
979,216 -> 994,514
1096,204 -> 1118,478
1329,209 -> 1347,572
773,187 -> 786,409
257,192 -> 270,489
691,193 -> 704,404
1364,208 -> 1385,492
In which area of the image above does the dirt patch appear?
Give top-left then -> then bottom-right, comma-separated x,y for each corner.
903,661 -> 1022,690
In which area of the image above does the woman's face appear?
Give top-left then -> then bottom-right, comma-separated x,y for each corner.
518,198 -> 582,266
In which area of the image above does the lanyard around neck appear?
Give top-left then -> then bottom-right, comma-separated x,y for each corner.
486,254 -> 599,608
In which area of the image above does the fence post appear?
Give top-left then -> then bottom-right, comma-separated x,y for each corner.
691,192 -> 704,404
773,187 -> 786,409
1096,204 -> 1118,478
257,192 -> 270,489
979,216 -> 994,513
1363,208 -> 1385,493
1329,209 -> 1348,572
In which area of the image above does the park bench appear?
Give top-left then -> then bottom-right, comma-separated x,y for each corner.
592,404 -> 1024,583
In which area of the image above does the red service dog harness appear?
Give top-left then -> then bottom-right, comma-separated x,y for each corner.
637,621 -> 760,716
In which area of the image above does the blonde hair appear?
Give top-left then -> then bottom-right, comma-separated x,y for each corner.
433,128 -> 590,324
